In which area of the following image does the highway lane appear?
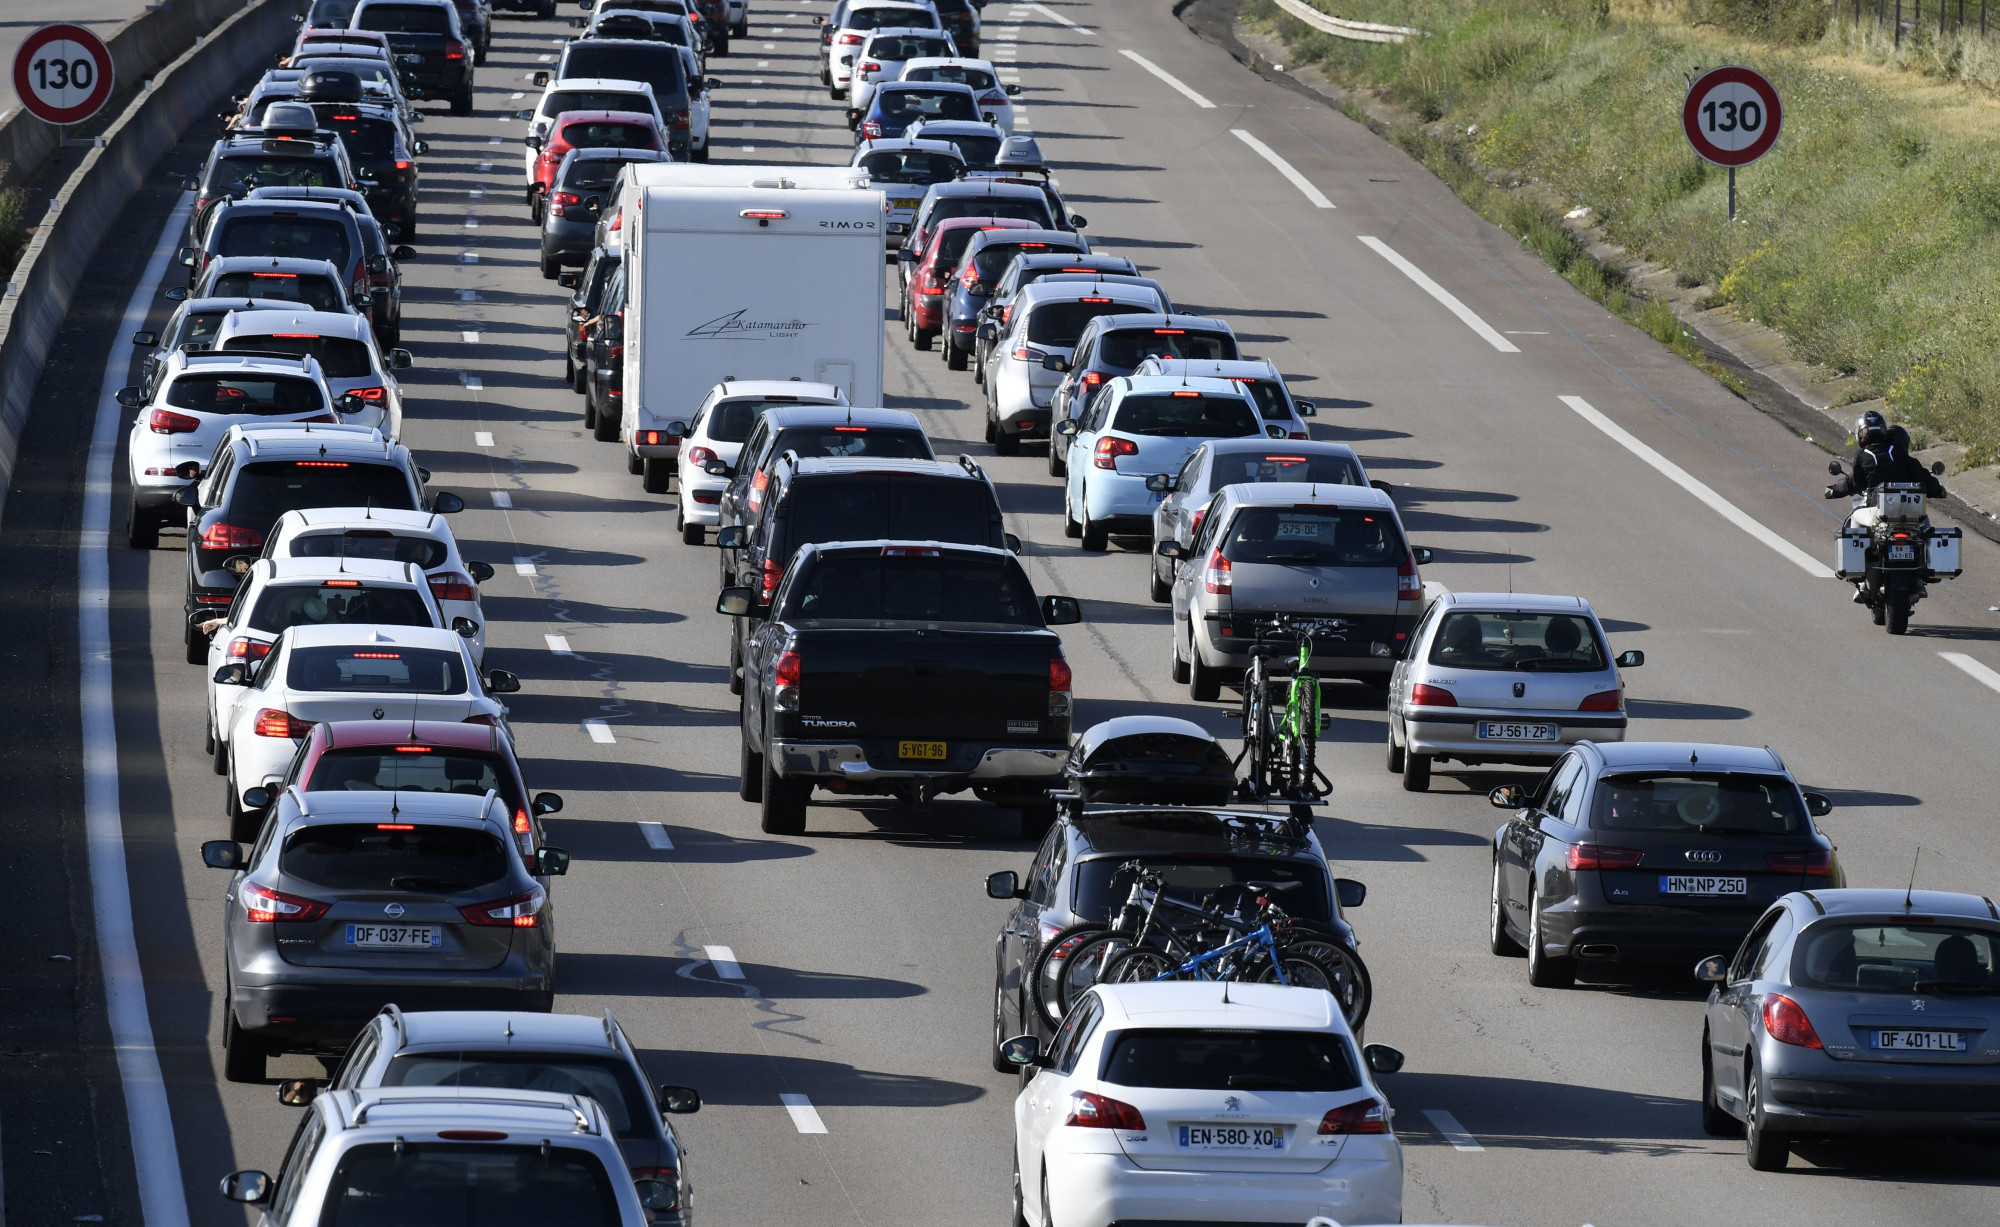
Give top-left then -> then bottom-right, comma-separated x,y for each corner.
50,0 -> 2000,1223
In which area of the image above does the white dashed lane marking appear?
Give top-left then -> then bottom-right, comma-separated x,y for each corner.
1359,237 -> 1518,354
583,718 -> 615,743
705,945 -> 745,978
513,557 -> 537,576
463,331 -> 481,343
474,431 -> 494,447
1118,50 -> 1212,108
1941,652 -> 2000,696
1422,1110 -> 1484,1152
545,634 -> 573,655
780,1093 -> 828,1133
640,822 -> 675,850
1231,130 -> 1335,209
489,490 -> 511,508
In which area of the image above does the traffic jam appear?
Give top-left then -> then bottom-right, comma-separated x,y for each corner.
83,0 -> 2000,1221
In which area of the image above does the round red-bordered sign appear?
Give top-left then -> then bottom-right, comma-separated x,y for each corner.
12,24 -> 116,126
1682,66 -> 1782,168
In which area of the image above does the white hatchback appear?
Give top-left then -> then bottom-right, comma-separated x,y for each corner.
847,28 -> 958,119
210,308 -> 410,439
823,0 -> 940,96
667,379 -> 845,544
900,56 -> 1017,134
520,78 -> 667,179
262,506 -> 494,661
1005,981 -> 1404,1227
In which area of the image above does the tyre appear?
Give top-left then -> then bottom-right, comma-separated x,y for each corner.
538,0 -> 556,15
829,84 -> 843,100
1148,561 -> 1170,604
642,458 -> 671,493
583,395 -> 598,429
681,520 -> 705,546
593,407 -> 619,442
184,619 -> 208,665
451,85 -> 473,117
1887,598 -> 1911,635
733,20 -> 749,36
221,1007 -> 265,1084
1401,748 -> 1431,792
1256,950 -> 1341,994
571,359 -> 587,394
914,328 -> 934,350
1170,631 -> 1190,684
626,449 -> 644,476
692,143 -> 710,163
1061,494 -> 1081,539
1026,924 -> 1107,1029
714,33 -> 730,54
1047,437 -> 1066,477
1701,1032 -> 1744,1137
564,355 -> 575,386
1079,511 -> 1107,553
1283,675 -> 1319,794
1385,723 -> 1405,774
1099,945 -> 1178,984
540,252 -> 560,280
1488,859 -> 1524,956
475,40 -> 488,66
993,426 -> 1020,456
992,986 -> 1020,1074
226,780 -> 263,844
126,498 -> 159,550
1526,890 -> 1575,988
759,755 -> 808,834
1040,1172 -> 1054,1227
738,727 -> 763,802
211,727 -> 229,776
946,341 -> 968,371
1743,1059 -> 1789,1170
728,631 -> 744,696
1188,650 -> 1221,703
1281,934 -> 1372,1027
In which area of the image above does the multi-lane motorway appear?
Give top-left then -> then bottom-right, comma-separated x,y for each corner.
10,0 -> 2000,1223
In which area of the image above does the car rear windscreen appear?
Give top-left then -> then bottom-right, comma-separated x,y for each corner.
308,0 -> 360,22
1070,857 -> 1329,923
249,583 -> 431,633
216,216 -> 351,269
849,5 -> 936,28
1208,450 -> 1361,491
869,35 -> 953,59
317,1144 -> 619,1227
559,120 -> 659,149
209,155 -> 337,193
1794,923 -> 2000,994
1100,1029 -> 1360,1092
227,461 -> 415,519
290,530 -> 449,569
1220,507 -> 1401,567
877,87 -> 976,125
937,134 -> 1004,167
593,13 -> 679,40
282,822 -> 508,891
706,398 -> 810,444
786,553 -> 1040,624
1428,611 -> 1607,673
927,223 -> 994,269
858,149 -> 962,185
544,87 -> 664,118
315,113 -> 398,163
972,239 -> 1077,282
207,271 -> 345,313
1233,378 -> 1298,422
1589,772 -> 1807,836
354,3 -> 453,34
782,479 -> 992,552
559,157 -> 635,192
769,425 -> 931,461
165,375 -> 324,415
1098,328 -> 1237,366
1111,394 -> 1259,439
223,334 -> 375,379
559,45 -> 683,94
906,63 -> 995,88
1026,299 -> 1146,347
383,1053 -> 653,1137
286,644 -> 467,693
177,311 -> 233,349
306,746 -> 509,800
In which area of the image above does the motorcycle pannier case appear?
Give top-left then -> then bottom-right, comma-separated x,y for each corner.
1836,529 -> 1868,579
1874,486 -> 1927,521
1928,526 -> 1962,577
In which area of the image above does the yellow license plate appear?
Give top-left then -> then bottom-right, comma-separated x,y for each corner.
898,740 -> 946,760
893,197 -> 921,209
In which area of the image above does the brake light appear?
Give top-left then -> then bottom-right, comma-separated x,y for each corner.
429,572 -> 476,602
1765,850 -> 1834,877
462,714 -> 499,726
774,649 -> 801,689
839,31 -> 864,43
393,745 -> 433,753
1396,553 -> 1422,601
861,60 -> 882,72
881,546 -> 942,556
253,708 -> 312,739
978,91 -> 1007,105
251,271 -> 298,280
832,426 -> 869,432
1188,508 -> 1206,539
1891,530 -> 1912,540
1012,347 -> 1047,362
200,523 -> 265,551
1578,689 -> 1623,712
1171,390 -> 1201,398
241,881 -> 328,923
349,386 -> 385,401
551,191 -> 580,217
1409,684 -> 1456,708
148,409 -> 201,434
1567,844 -> 1644,871
1092,436 -> 1137,470
376,823 -> 414,831
1081,371 -> 1103,387
861,120 -> 882,139
1153,328 -> 1185,335
395,159 -> 412,171
1049,656 -> 1071,691
226,637 -> 273,661
1763,994 -> 1824,1049
1317,1099 -> 1392,1134
761,557 -> 784,598
1065,1091 -> 1144,1131
445,38 -> 466,59
460,885 -> 546,927
688,446 -> 718,467
672,108 -> 691,132
1289,431 -> 1310,440
1203,549 -> 1231,595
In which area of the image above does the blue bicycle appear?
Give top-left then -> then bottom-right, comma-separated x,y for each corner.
1095,897 -> 1344,995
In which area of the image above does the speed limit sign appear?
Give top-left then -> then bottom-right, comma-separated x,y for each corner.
1682,65 -> 1782,168
12,24 -> 116,127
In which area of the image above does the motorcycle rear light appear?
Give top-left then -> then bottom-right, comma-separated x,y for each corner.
1577,689 -> 1624,712
1763,993 -> 1824,1049
1397,554 -> 1422,601
200,523 -> 265,551
149,408 -> 201,434
1065,1091 -> 1144,1131
429,572 -> 476,602
253,708 -> 313,739
1203,548 -> 1231,595
1317,1099 -> 1391,1134
1766,850 -> 1834,876
460,885 -> 546,927
226,637 -> 273,661
774,649 -> 801,689
1092,435 -> 1137,470
1568,843 -> 1644,871
1409,684 -> 1456,707
761,557 -> 784,598
241,881 -> 328,923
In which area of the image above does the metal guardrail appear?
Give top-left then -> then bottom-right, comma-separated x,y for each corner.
1269,0 -> 1423,44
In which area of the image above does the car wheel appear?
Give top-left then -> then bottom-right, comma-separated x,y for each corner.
626,449 -> 644,476
211,728 -> 229,776
1401,747 -> 1431,792
593,408 -> 619,442
1385,722 -> 1405,774
226,780 -> 263,844
451,85 -> 473,117
184,618 -> 208,665
1040,1170 -> 1054,1227
1743,1058 -> 1789,1170
829,84 -> 843,100
1188,647 -> 1220,703
582,395 -> 598,429
914,328 -> 934,351
1701,1030 -> 1744,1137
993,986 -> 1020,1074
1061,491 -> 1081,539
1079,508 -> 1107,553
1047,437 -> 1066,477
681,520 -> 704,546
1170,628 -> 1190,684
1526,889 -> 1575,988
1147,561 -> 1170,604
946,341 -> 967,371
571,359 -> 587,394
738,724 -> 763,802
984,414 -> 998,444
728,632 -> 744,696
125,497 -> 158,550
1489,858 -> 1524,956
642,458 -> 671,493
733,20 -> 749,36
538,0 -> 557,15
564,355 -> 575,385
221,1003 -> 265,1084
760,754 -> 808,835
993,427 -> 1020,457
539,252 -> 560,280
692,143 -> 711,163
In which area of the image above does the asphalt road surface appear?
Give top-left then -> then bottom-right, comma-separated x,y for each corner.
11,0 -> 2000,1223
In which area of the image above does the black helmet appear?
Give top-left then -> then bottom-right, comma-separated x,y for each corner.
1855,409 -> 1888,447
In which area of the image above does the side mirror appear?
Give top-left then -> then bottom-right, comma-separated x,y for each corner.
1154,540 -> 1184,560
276,1078 -> 323,1107
1410,546 -> 1434,566
1004,82 -> 1022,95
976,321 -> 997,341
164,287 -> 188,301
1068,215 -> 1088,229
812,13 -> 824,21
516,109 -> 535,121
178,246 -> 199,267
1361,1043 -> 1405,1075
999,1034 -> 1043,1066
716,585 -> 762,617
535,846 -> 571,876
713,525 -> 748,550
664,419 -> 690,436
452,616 -> 480,639
200,840 -> 245,870
242,786 -> 274,810
1040,595 -> 1081,626
387,348 -> 414,370
466,560 -> 495,583
116,386 -> 147,409
1004,532 -> 1022,553
486,669 -> 521,694
431,491 -> 465,514
1043,355 -> 1069,372
1054,418 -> 1078,437
658,1084 -> 702,1114
413,140 -> 430,155
557,271 -> 581,288
1803,791 -> 1833,817
534,70 -> 551,85
532,791 -> 564,815
380,223 -> 402,240
983,111 -> 998,123
218,1172 -> 271,1204
896,247 -> 919,262
175,485 -> 203,508
213,664 -> 250,686
132,331 -> 159,347
365,254 -> 389,275
1266,425 -> 1288,439
185,173 -> 202,190
1615,649 -> 1645,668
393,245 -> 416,261
1933,460 -> 1947,476
1334,878 -> 1366,909
1694,954 -> 1729,984
1295,399 -> 1316,416
1369,479 -> 1395,497
985,870 -> 1023,899
337,393 -> 366,414
1488,784 -> 1525,809
525,135 -> 544,151
704,461 -> 731,477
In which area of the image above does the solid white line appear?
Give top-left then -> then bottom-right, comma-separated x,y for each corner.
545,634 -> 573,655
1231,130 -> 1334,209
489,490 -> 511,508
474,431 -> 494,447
1560,396 -> 1837,579
1423,1109 -> 1483,1152
513,556 -> 537,576
705,944 -> 746,978
583,718 -> 615,743
780,1092 -> 828,1133
1030,2 -> 1093,33
1119,50 -> 1214,108
1940,652 -> 2000,696
640,822 -> 675,850
82,195 -> 195,1227
1357,236 -> 1520,353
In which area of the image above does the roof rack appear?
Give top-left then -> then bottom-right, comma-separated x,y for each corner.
602,1008 -> 619,1049
352,1093 -> 594,1133
955,453 -> 985,480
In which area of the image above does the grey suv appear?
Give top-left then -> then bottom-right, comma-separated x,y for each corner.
200,788 -> 569,1082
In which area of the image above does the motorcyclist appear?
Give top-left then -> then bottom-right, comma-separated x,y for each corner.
1824,409 -> 1946,602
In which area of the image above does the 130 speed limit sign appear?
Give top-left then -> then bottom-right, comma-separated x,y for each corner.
1682,66 -> 1782,167
12,24 -> 115,126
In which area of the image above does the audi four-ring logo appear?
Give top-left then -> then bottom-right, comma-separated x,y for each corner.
1684,850 -> 1724,863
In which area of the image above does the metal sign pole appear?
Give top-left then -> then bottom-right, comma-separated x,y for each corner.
1728,166 -> 1736,222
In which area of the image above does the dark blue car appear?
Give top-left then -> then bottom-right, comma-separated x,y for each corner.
940,227 -> 1088,370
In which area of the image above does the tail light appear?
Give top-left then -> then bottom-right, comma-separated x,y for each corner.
551,191 -> 580,217
241,881 -> 328,923
1408,684 -> 1456,708
348,387 -> 385,402
1567,844 -> 1644,871
1763,994 -> 1824,1049
514,809 -> 532,835
1049,655 -> 1071,720
1202,549 -> 1231,595
1577,689 -> 1624,712
1317,1099 -> 1391,1135
979,91 -> 1008,105
628,1170 -> 678,1210
429,572 -> 476,602
861,60 -> 882,72
861,120 -> 882,139
395,159 -> 413,171
200,523 -> 265,551
1065,1091 -> 1144,1131
148,409 -> 200,434
1012,346 -> 1047,363
760,557 -> 784,599
1188,508 -> 1206,540
253,708 -> 313,739
463,714 -> 500,727
1766,850 -> 1834,877
445,38 -> 466,59
1397,553 -> 1422,601
688,446 -> 718,468
642,430 -> 678,446
225,637 -> 273,662
672,108 -> 691,132
460,885 -> 546,927
1289,430 -> 1310,440
1092,436 -> 1137,470
839,31 -> 864,43
1081,370 -> 1104,387
773,648 -> 801,712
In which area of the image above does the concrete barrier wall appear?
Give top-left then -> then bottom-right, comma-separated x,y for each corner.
0,0 -> 299,531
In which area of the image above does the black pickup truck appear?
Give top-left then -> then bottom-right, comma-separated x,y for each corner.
723,541 -> 1082,838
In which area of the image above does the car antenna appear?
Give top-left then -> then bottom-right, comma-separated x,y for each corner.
1904,846 -> 1922,912
1689,750 -> 1698,764
390,789 -> 400,818
1221,978 -> 1231,1006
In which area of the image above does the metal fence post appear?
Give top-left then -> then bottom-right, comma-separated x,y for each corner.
1897,0 -> 1904,46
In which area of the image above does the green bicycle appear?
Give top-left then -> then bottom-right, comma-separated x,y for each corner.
1239,614 -> 1344,807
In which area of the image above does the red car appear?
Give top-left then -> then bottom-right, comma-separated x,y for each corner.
276,720 -> 563,857
527,110 -> 665,221
901,216 -> 1033,348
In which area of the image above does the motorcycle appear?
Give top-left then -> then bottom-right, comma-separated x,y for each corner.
1827,459 -> 1960,635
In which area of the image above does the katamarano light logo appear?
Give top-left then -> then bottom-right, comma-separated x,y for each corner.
686,309 -> 810,340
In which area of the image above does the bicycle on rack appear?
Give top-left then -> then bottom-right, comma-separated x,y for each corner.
1237,614 -> 1346,808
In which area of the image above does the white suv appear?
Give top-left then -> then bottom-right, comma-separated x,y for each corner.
262,507 -> 493,660
219,1088 -> 672,1227
211,308 -> 411,440
666,379 -> 845,544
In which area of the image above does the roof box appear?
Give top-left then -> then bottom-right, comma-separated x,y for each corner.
1063,716 -> 1238,807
